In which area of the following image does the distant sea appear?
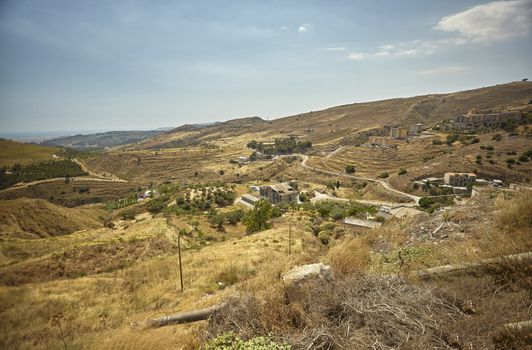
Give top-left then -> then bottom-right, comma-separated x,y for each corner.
0,130 -> 108,143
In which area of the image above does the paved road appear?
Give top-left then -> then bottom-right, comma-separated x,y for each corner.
296,154 -> 421,205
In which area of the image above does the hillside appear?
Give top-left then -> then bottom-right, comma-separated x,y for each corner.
41,130 -> 167,150
0,139 -> 60,167
82,81 -> 532,186
0,198 -> 104,239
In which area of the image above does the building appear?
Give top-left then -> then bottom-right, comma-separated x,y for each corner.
241,194 -> 260,206
390,127 -> 408,139
376,206 -> 393,220
368,136 -> 389,146
259,182 -> 299,204
454,109 -> 523,129
444,172 -> 477,187
409,123 -> 423,135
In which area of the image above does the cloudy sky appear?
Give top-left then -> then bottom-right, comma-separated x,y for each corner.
0,0 -> 531,133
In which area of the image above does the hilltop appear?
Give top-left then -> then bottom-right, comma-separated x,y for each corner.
0,139 -> 60,168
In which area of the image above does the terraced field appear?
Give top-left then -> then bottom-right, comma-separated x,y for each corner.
313,137 -> 450,177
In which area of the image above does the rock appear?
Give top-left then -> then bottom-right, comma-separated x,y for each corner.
281,263 -> 332,303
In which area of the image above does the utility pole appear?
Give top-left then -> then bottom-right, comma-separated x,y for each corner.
177,229 -> 184,292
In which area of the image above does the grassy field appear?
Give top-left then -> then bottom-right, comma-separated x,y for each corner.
0,139 -> 60,168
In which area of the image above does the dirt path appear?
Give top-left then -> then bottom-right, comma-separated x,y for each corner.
298,154 -> 421,204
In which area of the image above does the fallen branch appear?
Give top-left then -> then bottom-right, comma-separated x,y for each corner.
415,251 -> 532,279
148,302 -> 227,328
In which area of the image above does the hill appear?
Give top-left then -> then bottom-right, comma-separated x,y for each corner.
41,130 -> 167,150
81,81 -> 532,185
0,139 -> 59,168
0,198 -> 104,239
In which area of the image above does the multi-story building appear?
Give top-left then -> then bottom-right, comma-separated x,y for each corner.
444,172 -> 477,187
454,109 -> 523,128
259,182 -> 299,204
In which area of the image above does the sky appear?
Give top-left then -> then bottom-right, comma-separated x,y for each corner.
0,0 -> 531,134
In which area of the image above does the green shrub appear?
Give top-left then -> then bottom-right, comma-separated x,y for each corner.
486,145 -> 494,151
378,172 -> 389,179
121,209 -> 135,220
518,155 -> 529,162
345,164 -> 356,173
203,332 -> 290,350
398,169 -> 407,175
492,134 -> 502,141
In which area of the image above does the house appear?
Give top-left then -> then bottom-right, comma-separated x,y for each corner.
409,123 -> 423,135
390,127 -> 408,139
444,172 -> 476,187
260,182 -> 299,204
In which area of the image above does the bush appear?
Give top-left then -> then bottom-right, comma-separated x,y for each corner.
378,172 -> 389,179
518,155 -> 529,162
419,197 -> 435,209
398,169 -> 407,175
147,197 -> 167,214
432,139 -> 442,145
493,134 -> 502,141
203,332 -> 290,350
121,209 -> 135,220
506,158 -> 515,165
330,207 -> 345,221
226,209 -> 244,225
345,164 -> 356,173
318,231 -> 331,245
486,145 -> 494,151
471,138 -> 480,144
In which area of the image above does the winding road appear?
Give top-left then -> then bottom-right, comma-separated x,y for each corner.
296,154 -> 421,205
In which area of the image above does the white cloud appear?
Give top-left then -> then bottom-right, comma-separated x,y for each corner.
325,47 -> 346,51
374,51 -> 390,56
435,0 -> 532,43
417,66 -> 469,75
394,48 -> 420,56
280,26 -> 287,31
298,24 -> 307,33
378,44 -> 395,51
348,52 -> 365,60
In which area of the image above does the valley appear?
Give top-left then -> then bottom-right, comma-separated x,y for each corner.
0,82 -> 531,349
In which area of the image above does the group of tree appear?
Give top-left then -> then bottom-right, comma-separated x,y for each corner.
207,208 -> 245,232
246,136 -> 312,155
175,187 -> 236,212
0,160 -> 87,190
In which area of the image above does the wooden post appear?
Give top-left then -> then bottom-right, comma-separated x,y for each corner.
288,224 -> 292,255
177,230 -> 184,292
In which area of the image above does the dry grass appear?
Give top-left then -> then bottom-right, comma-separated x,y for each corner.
0,139 -> 59,167
204,273 -> 466,349
0,212 -> 319,349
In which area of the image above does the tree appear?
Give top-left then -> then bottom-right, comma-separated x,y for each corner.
244,199 -> 272,233
121,209 -> 136,220
147,197 -> 166,214
345,165 -> 356,173
226,209 -> 244,225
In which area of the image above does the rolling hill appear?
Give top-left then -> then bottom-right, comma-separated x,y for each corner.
41,130 -> 168,150
0,139 -> 60,168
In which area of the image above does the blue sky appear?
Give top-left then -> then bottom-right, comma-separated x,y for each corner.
0,0 -> 531,133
